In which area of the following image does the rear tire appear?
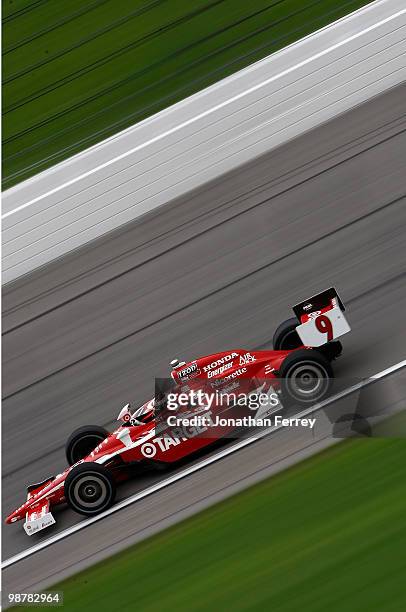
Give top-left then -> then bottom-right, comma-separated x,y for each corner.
65,462 -> 116,516
279,349 -> 333,405
66,425 -> 109,466
273,317 -> 301,350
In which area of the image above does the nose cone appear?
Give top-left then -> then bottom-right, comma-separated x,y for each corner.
5,509 -> 23,524
5,499 -> 30,524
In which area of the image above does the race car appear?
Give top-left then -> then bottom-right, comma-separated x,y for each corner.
6,288 -> 350,536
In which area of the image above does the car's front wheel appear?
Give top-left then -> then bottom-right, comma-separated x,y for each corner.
64,463 -> 116,516
279,349 -> 333,405
65,425 -> 109,465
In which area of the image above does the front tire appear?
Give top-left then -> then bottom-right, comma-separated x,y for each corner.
279,349 -> 333,405
66,425 -> 109,466
64,463 -> 116,516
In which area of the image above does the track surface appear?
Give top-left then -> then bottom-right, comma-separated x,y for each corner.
2,85 -> 406,590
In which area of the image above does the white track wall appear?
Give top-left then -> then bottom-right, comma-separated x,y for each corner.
2,0 -> 406,284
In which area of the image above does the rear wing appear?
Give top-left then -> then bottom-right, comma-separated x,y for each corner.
293,287 -> 350,347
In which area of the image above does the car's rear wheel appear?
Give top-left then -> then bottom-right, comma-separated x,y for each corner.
273,317 -> 302,350
279,349 -> 333,405
65,425 -> 109,466
64,463 -> 116,516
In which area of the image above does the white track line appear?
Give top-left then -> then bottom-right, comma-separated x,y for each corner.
3,7 -> 405,219
3,358 -> 405,569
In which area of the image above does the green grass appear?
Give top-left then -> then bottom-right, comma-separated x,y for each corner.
21,437 -> 406,612
2,0 -> 372,188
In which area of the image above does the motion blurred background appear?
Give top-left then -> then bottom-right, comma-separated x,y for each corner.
3,0 -> 372,187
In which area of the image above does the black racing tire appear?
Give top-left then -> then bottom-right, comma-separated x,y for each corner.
64,462 -> 116,516
65,425 -> 109,466
273,317 -> 302,350
279,349 -> 333,405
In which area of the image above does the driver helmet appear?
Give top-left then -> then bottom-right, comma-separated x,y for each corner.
130,400 -> 155,425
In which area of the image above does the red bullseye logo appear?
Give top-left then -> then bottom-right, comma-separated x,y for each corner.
141,442 -> 157,458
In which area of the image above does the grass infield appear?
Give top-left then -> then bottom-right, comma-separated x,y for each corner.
30,437 -> 406,611
3,0 -> 372,188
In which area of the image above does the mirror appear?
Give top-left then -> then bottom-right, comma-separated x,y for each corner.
117,403 -> 132,423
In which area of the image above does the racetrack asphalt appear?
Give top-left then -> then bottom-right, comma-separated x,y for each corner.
2,84 -> 406,594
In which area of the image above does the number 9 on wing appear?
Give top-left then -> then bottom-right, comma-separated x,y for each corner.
293,287 -> 351,347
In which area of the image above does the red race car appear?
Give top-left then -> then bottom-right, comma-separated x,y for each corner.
6,288 -> 350,535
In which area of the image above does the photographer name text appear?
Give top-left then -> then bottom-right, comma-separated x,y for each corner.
166,414 -> 316,429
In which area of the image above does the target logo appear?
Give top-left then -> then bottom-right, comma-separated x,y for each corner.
141,442 -> 157,458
